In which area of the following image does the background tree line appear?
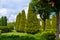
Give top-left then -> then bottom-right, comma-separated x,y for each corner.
16,3 -> 40,34
0,16 -> 7,26
15,2 -> 56,34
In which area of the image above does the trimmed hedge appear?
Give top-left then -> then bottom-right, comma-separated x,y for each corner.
40,31 -> 56,40
0,33 -> 37,40
0,35 -> 46,40
0,31 -> 56,40
0,26 -> 14,33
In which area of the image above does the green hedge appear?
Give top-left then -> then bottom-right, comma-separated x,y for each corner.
0,33 -> 37,40
0,34 -> 44,40
40,31 -> 56,40
0,26 -> 14,33
0,31 -> 56,40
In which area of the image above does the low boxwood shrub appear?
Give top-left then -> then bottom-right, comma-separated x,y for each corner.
40,31 -> 56,40
0,34 -> 36,40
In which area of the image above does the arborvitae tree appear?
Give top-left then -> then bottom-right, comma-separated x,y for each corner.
25,3 -> 40,34
16,10 -> 26,32
46,19 -> 51,30
52,15 -> 56,30
16,13 -> 21,32
20,10 -> 26,32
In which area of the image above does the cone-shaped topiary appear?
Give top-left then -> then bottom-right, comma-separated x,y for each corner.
25,3 -> 40,34
16,13 -> 22,32
52,15 -> 56,30
20,10 -> 26,32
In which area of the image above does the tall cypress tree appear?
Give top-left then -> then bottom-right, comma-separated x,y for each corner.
16,13 -> 21,32
46,19 -> 51,30
25,3 -> 40,34
16,10 -> 26,32
20,10 -> 26,32
52,15 -> 56,30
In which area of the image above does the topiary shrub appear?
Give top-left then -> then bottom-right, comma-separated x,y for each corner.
40,31 -> 56,40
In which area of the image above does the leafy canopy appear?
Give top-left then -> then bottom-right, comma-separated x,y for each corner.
31,0 -> 56,20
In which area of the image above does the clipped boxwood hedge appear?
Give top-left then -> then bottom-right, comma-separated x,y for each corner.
0,31 -> 56,40
0,33 -> 36,40
0,33 -> 46,40
0,26 -> 14,33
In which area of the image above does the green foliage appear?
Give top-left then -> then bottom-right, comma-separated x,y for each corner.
0,33 -> 36,40
40,31 -> 56,40
30,0 -> 51,31
0,16 -> 7,26
0,19 -> 2,26
21,10 -> 26,32
0,32 -> 54,40
16,10 -> 26,32
2,16 -> 7,26
52,15 -> 56,30
31,0 -> 51,20
25,3 -> 40,34
42,20 -> 44,30
46,19 -> 51,30
0,30 -> 1,34
16,13 -> 21,32
0,31 -> 56,40
0,22 -> 14,33
0,26 -> 14,33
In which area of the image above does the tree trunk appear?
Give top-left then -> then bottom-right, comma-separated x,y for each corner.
56,11 -> 59,40
43,20 -> 46,31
